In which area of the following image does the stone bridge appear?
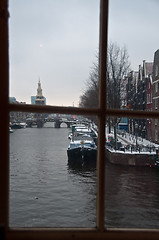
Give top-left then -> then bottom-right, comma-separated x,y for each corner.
26,118 -> 76,128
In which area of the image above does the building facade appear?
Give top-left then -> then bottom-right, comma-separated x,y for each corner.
31,96 -> 36,105
126,61 -> 153,138
9,98 -> 27,123
152,49 -> 159,143
146,74 -> 153,140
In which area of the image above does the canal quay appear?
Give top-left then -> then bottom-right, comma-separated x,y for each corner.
9,123 -> 159,229
106,130 -> 159,167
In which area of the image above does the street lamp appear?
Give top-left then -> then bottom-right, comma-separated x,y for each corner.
135,123 -> 138,149
142,126 -> 146,141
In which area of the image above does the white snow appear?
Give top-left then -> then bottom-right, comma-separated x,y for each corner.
105,126 -> 159,154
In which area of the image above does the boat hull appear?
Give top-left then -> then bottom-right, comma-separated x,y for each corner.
10,123 -> 25,129
67,147 -> 97,166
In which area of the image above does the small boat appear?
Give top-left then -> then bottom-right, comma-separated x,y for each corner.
9,127 -> 13,133
154,160 -> 159,169
10,122 -> 26,129
19,122 -> 27,128
67,139 -> 97,166
69,124 -> 94,140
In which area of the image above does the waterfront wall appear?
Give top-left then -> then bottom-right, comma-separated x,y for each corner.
106,149 -> 156,166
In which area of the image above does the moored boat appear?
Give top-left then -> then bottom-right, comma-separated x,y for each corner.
67,139 -> 97,166
9,127 -> 13,133
10,122 -> 26,129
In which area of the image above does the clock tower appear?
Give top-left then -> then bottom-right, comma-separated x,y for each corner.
35,79 -> 45,105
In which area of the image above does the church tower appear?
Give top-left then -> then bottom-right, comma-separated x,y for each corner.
35,79 -> 45,105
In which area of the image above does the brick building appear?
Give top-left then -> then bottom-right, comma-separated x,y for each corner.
146,74 -> 153,140
152,49 -> 159,143
9,98 -> 27,123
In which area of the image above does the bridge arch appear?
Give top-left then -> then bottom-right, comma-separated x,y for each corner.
54,120 -> 71,128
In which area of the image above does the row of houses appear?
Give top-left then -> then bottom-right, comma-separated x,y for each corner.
10,80 -> 46,123
121,49 -> 159,144
9,98 -> 27,123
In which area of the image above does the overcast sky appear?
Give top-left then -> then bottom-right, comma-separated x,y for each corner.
9,0 -> 159,106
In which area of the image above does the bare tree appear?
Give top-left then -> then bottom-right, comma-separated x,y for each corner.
79,42 -> 130,134
107,42 -> 130,143
79,62 -> 99,109
107,42 -> 130,109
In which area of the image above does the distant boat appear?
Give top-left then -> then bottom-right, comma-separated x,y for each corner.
154,160 -> 159,169
19,122 -> 27,128
9,127 -> 13,133
10,122 -> 26,129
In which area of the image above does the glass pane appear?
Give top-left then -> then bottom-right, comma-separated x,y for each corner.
105,116 -> 159,229
9,112 -> 98,227
9,0 -> 100,108
107,0 -> 158,110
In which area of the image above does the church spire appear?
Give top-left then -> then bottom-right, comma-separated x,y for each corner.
37,79 -> 43,97
35,79 -> 45,105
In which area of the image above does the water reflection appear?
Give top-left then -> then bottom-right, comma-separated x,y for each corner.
67,160 -> 97,172
10,127 -> 97,227
10,127 -> 159,229
105,163 -> 159,229
67,163 -> 97,227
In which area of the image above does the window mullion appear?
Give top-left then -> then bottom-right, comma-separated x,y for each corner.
97,0 -> 108,231
0,0 -> 9,229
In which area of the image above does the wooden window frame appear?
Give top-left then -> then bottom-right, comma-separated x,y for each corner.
1,0 -> 159,239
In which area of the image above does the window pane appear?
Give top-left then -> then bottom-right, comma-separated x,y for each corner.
107,0 -> 158,111
105,116 -> 159,229
9,0 -> 100,108
9,112 -> 98,227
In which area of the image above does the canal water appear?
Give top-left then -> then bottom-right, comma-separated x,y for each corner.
9,125 -> 159,229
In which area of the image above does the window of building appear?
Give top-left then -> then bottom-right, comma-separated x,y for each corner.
156,65 -> 158,77
147,93 -> 151,104
155,99 -> 158,109
1,0 -> 159,239
155,130 -> 158,141
156,82 -> 158,93
155,119 -> 158,126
